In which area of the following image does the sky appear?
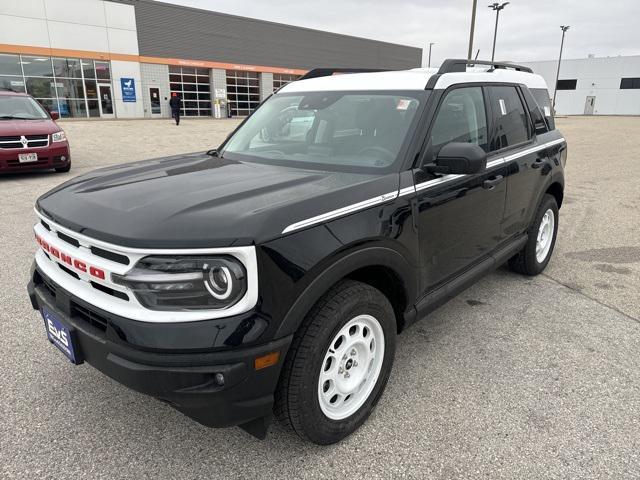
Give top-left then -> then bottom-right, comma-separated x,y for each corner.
160,0 -> 639,66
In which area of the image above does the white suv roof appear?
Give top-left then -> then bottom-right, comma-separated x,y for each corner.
279,62 -> 548,94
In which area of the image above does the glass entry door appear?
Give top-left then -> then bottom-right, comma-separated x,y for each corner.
149,87 -> 161,116
98,84 -> 115,118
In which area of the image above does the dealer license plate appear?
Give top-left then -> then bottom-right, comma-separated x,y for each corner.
19,152 -> 38,163
42,307 -> 79,364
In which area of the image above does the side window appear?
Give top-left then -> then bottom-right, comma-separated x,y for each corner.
521,87 -> 548,135
429,86 -> 488,156
530,88 -> 555,130
488,86 -> 530,151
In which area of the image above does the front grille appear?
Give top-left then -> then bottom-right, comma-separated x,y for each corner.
0,134 -> 49,149
58,263 -> 80,279
91,246 -> 130,265
70,301 -> 108,332
90,281 -> 129,301
57,231 -> 80,248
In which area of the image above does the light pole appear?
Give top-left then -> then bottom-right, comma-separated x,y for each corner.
488,2 -> 509,62
467,0 -> 478,60
428,42 -> 435,67
552,25 -> 570,111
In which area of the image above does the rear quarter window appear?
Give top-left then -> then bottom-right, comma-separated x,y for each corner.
530,88 -> 555,130
521,87 -> 549,136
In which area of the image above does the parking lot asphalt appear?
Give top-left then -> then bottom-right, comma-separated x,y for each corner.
1,116 -> 638,479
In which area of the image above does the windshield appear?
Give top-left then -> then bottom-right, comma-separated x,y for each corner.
0,95 -> 49,120
222,91 -> 426,172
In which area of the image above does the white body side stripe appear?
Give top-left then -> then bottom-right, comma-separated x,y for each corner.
281,138 -> 565,234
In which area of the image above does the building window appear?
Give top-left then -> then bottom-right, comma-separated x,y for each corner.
0,53 -> 112,118
273,73 -> 300,92
226,70 -> 260,116
169,66 -> 211,116
556,79 -> 577,90
620,78 -> 640,89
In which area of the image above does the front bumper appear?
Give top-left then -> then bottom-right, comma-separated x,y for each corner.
28,264 -> 291,433
0,143 -> 70,172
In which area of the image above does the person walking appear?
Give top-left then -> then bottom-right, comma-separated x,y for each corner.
169,92 -> 182,125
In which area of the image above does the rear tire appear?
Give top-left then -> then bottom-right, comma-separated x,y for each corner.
508,193 -> 559,275
274,280 -> 396,445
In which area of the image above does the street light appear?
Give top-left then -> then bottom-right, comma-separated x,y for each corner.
552,25 -> 570,111
488,2 -> 509,62
428,42 -> 435,67
467,0 -> 478,60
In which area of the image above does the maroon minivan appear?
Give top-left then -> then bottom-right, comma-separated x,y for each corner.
0,89 -> 70,173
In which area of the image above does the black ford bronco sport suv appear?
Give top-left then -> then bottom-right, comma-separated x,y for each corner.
28,59 -> 566,444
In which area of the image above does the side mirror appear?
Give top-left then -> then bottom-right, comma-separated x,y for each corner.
426,142 -> 487,175
50,111 -> 60,120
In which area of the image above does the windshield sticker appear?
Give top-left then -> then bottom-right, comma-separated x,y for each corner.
396,99 -> 411,111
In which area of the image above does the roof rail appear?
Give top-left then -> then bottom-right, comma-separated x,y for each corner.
299,68 -> 390,80
437,59 -> 533,74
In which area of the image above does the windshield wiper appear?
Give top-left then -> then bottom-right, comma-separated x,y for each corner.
0,115 -> 35,120
206,148 -> 222,158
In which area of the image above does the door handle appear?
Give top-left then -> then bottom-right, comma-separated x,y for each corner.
531,158 -> 547,169
482,175 -> 504,190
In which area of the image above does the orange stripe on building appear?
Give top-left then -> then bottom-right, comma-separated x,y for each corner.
0,43 -> 307,75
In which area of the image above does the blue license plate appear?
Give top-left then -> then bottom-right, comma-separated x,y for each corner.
42,307 -> 79,364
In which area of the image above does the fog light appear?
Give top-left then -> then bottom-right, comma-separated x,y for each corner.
214,373 -> 225,386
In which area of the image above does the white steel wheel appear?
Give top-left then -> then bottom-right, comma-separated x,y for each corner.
536,208 -> 555,263
318,314 -> 385,420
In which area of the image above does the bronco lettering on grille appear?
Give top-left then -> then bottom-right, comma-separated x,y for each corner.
35,234 -> 106,280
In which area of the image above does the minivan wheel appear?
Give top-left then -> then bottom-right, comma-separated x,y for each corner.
275,280 -> 396,444
508,193 -> 559,275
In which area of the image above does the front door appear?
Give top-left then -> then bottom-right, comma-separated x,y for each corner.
98,84 -> 115,118
148,87 -> 161,116
584,96 -> 596,115
414,86 -> 507,291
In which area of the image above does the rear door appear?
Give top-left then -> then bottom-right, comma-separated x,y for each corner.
486,85 -> 540,237
414,85 -> 507,291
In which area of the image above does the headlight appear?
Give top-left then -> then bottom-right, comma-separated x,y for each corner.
113,256 -> 247,311
51,131 -> 66,143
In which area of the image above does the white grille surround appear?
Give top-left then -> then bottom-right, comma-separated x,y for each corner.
33,210 -> 258,323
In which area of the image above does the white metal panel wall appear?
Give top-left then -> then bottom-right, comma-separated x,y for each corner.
107,28 -> 139,56
47,21 -> 110,52
523,56 -> 640,115
0,15 -> 50,47
105,1 -> 137,31
44,0 -> 106,26
0,0 -> 46,18
0,0 -> 138,56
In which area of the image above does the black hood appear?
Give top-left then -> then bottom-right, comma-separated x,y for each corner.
37,152 -> 398,248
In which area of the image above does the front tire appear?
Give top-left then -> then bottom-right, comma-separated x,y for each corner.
275,280 -> 396,444
508,193 -> 559,275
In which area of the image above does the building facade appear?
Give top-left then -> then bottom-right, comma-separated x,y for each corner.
522,55 -> 640,115
0,0 -> 422,119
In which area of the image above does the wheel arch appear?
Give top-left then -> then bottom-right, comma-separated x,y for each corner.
546,181 -> 564,209
274,246 -> 417,339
